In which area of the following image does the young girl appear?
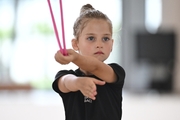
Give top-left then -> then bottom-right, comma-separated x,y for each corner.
52,4 -> 125,120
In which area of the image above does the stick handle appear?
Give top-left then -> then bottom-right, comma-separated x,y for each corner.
59,0 -> 67,55
47,0 -> 62,51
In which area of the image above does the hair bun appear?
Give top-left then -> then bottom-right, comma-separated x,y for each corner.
80,4 -> 95,14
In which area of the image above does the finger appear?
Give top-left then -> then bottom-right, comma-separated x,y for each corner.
89,85 -> 97,100
93,79 -> 106,86
55,50 -> 62,59
59,49 -> 63,54
90,83 -> 96,91
88,92 -> 96,100
82,89 -> 96,100
89,89 -> 97,97
91,96 -> 96,100
54,52 -> 59,62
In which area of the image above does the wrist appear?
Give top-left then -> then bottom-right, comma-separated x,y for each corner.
75,77 -> 82,91
72,52 -> 80,63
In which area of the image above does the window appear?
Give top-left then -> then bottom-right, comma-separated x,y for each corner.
145,0 -> 162,33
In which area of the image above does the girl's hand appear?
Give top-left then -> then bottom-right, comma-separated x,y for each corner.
77,77 -> 106,100
54,49 -> 78,64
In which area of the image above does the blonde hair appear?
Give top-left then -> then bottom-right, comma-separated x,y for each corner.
73,4 -> 112,39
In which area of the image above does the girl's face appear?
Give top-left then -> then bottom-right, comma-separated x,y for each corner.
73,19 -> 113,62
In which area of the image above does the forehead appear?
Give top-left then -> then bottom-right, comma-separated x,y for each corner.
82,19 -> 112,34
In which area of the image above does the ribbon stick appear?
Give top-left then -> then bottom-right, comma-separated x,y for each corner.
47,0 -> 67,55
59,0 -> 67,55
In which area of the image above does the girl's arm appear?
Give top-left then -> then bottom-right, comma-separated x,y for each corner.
55,49 -> 117,83
72,55 -> 116,83
57,74 -> 105,100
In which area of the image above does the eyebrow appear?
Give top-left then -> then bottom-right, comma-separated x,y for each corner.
85,33 -> 111,36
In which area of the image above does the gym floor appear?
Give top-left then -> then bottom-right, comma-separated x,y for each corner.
0,90 -> 180,120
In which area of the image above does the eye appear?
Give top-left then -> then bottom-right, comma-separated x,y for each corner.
102,37 -> 110,41
87,36 -> 95,41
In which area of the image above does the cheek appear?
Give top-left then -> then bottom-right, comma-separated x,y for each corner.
78,44 -> 93,54
105,44 -> 113,51
82,46 -> 93,53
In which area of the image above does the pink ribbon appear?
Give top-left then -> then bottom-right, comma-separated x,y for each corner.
47,0 -> 67,55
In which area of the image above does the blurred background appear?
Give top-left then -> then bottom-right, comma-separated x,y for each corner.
0,0 -> 180,120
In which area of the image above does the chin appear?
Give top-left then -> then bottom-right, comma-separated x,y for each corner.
96,57 -> 107,62
93,54 -> 108,62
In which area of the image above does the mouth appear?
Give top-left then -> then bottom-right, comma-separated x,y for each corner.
94,51 -> 104,55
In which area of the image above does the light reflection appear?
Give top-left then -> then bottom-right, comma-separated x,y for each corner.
145,0 -> 162,33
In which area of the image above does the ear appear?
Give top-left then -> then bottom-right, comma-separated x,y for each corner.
111,39 -> 114,52
71,39 -> 79,51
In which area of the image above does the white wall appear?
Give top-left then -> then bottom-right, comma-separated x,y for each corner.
161,0 -> 180,93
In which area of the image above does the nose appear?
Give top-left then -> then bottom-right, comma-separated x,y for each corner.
96,40 -> 103,48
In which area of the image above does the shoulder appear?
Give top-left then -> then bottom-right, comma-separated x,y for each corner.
55,68 -> 85,78
108,63 -> 126,84
108,63 -> 125,76
53,69 -> 76,93
55,70 -> 75,79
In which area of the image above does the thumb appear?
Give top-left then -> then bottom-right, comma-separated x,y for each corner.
93,79 -> 106,86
